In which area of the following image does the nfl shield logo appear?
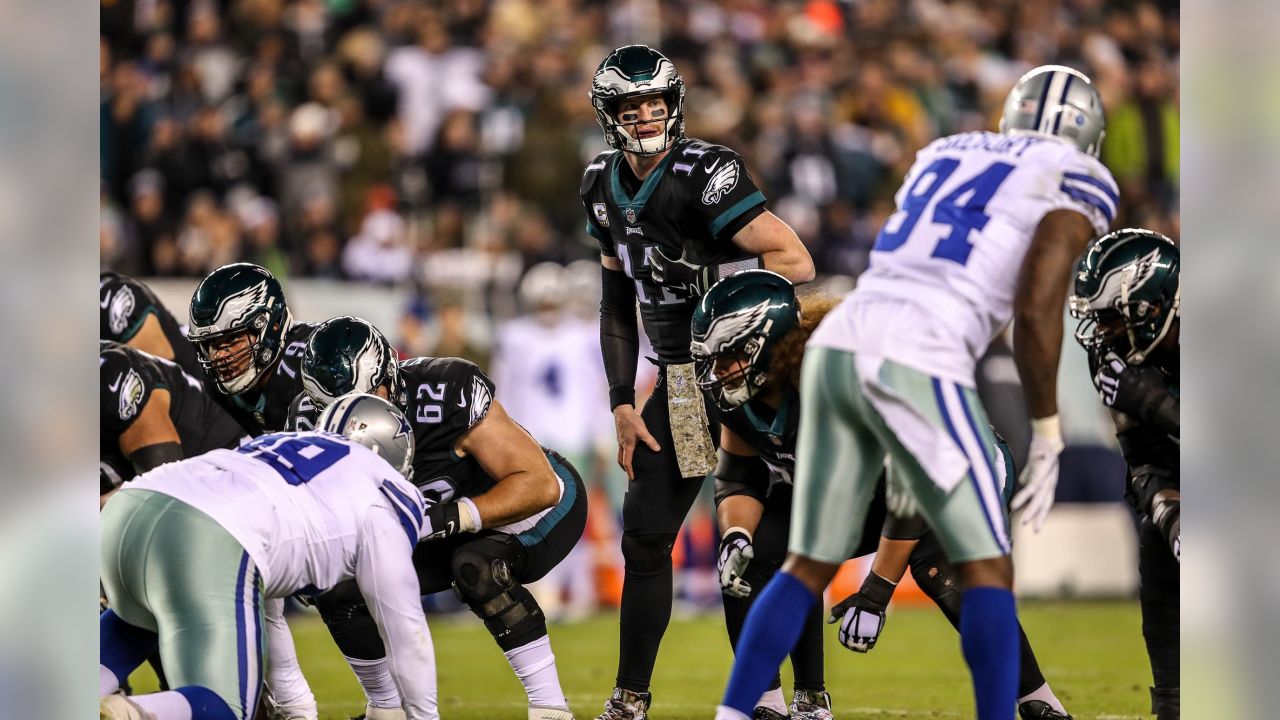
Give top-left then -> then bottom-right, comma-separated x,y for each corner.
625,208 -> 637,224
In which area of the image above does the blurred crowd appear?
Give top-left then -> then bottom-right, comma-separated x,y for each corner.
100,0 -> 1179,336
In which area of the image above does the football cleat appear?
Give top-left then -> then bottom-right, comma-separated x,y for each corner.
751,706 -> 788,719
1018,700 -> 1073,719
789,690 -> 833,720
529,705 -> 576,720
100,693 -> 156,720
595,687 -> 650,720
351,704 -> 406,720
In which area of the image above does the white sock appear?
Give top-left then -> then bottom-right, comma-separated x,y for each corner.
755,686 -> 787,713
100,663 -> 121,696
503,635 -> 567,707
346,655 -> 402,708
1019,681 -> 1067,713
715,706 -> 750,720
131,691 -> 194,720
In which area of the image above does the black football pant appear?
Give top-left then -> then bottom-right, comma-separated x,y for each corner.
719,485 -> 827,694
1138,516 -> 1180,719
616,366 -> 719,694
317,453 -> 587,658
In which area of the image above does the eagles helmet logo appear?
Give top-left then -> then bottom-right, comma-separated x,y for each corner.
702,160 -> 740,205
108,286 -> 136,336
690,299 -> 771,357
216,281 -> 272,329
1085,248 -> 1165,312
118,369 -> 145,421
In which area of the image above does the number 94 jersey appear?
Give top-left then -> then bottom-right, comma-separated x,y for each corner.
826,131 -> 1118,382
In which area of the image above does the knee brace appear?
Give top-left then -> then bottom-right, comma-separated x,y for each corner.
908,536 -> 962,626
452,546 -> 546,651
620,532 -> 677,577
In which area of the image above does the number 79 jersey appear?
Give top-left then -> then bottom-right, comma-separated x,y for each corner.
825,131 -> 1118,382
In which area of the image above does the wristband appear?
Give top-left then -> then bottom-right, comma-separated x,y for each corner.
722,526 -> 753,543
856,571 -> 898,610
1030,414 -> 1064,450
457,497 -> 481,532
609,387 -> 636,411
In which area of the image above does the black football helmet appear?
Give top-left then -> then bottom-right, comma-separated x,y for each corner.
187,263 -> 292,395
301,316 -> 406,409
590,45 -> 686,156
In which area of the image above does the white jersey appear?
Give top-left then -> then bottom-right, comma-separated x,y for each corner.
811,131 -> 1118,384
491,315 -> 609,453
127,432 -> 438,719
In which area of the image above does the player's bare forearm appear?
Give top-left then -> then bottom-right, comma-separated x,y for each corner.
717,494 -> 765,537
458,400 -> 562,527
733,211 -> 816,284
869,537 -> 918,585
129,314 -> 177,361
1014,209 -> 1095,419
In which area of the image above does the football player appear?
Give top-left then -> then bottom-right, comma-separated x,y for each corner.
694,271 -> 1072,720
186,263 -> 317,436
101,271 -> 203,379
99,340 -> 245,506
99,394 -> 437,720
1069,228 -> 1179,719
294,317 -> 585,720
714,65 -> 1119,720
582,44 -> 814,720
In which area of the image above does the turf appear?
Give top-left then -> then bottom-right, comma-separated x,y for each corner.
129,601 -> 1151,719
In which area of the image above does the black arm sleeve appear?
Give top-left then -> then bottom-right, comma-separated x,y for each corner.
600,266 -> 639,410
713,449 -> 771,505
1145,393 -> 1179,437
129,442 -> 184,475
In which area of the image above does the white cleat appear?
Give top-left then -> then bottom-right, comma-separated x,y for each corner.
529,705 -> 576,720
100,693 -> 156,720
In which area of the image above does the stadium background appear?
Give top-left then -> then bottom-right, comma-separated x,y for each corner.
102,0 -> 1178,716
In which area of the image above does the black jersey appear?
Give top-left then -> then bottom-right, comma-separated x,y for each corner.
99,271 -> 202,379
396,356 -> 501,503
581,138 -> 767,363
721,392 -> 801,492
286,355 -> 505,503
210,321 -> 317,436
99,340 -> 244,492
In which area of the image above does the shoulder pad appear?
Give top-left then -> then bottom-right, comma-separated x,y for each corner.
581,150 -> 616,197
101,344 -> 151,424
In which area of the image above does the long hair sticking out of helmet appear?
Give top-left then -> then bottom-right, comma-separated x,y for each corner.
766,293 -> 842,396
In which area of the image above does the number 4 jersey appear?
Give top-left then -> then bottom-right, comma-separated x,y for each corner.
812,131 -> 1119,384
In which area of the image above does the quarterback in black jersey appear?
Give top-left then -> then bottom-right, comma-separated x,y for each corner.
293,317 -> 586,720
1070,229 -> 1180,720
693,271 -> 1075,720
100,271 -> 202,379
583,45 -> 814,720
99,340 -> 245,501
185,263 -> 317,436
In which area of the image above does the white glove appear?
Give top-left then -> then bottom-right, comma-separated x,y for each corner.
717,528 -> 755,598
834,604 -> 885,653
1011,415 -> 1065,532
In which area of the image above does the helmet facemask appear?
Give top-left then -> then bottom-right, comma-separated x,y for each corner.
693,335 -> 769,411
193,307 -> 291,395
590,46 -> 686,157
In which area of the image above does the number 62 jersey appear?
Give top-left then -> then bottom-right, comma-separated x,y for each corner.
814,130 -> 1119,384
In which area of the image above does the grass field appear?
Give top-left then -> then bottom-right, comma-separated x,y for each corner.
130,601 -> 1152,720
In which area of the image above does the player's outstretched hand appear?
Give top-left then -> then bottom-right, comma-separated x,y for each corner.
828,572 -> 895,653
613,404 -> 661,481
1012,416 -> 1065,532
717,529 -> 754,597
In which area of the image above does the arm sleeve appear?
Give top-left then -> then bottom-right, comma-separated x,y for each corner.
1051,151 -> 1120,236
689,147 -> 767,241
356,511 -> 439,720
262,597 -> 318,719
599,265 -> 639,409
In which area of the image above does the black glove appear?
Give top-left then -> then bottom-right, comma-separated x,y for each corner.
423,501 -> 462,541
650,247 -> 716,297
827,572 -> 897,653
1093,352 -> 1176,428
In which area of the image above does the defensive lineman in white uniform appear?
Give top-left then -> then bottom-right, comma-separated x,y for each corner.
716,65 -> 1118,720
100,395 -> 438,720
